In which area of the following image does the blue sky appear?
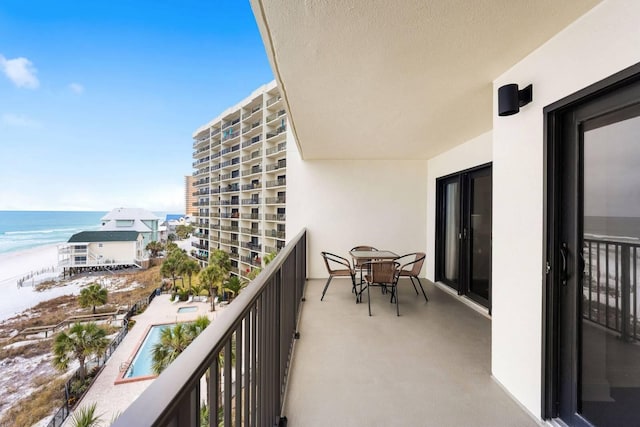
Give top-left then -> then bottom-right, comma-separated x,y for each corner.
0,1 -> 274,212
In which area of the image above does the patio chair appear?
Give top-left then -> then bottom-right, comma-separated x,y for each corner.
350,245 -> 378,270
396,252 -> 428,302
362,260 -> 401,316
320,252 -> 357,301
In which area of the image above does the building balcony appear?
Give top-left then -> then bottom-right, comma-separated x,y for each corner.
241,182 -> 261,191
265,229 -> 285,239
220,225 -> 239,232
241,213 -> 261,220
219,238 -> 239,246
267,125 -> 287,140
241,150 -> 262,162
190,242 -> 208,250
265,142 -> 286,156
220,212 -> 239,219
113,231 -> 535,427
265,196 -> 286,204
266,178 -> 286,188
266,94 -> 282,107
221,117 -> 240,130
222,131 -> 240,142
242,166 -> 262,177
241,198 -> 261,205
242,135 -> 262,148
240,227 -> 261,235
265,213 -> 286,221
241,241 -> 261,251
266,160 -> 286,171
228,252 -> 239,260
266,109 -> 286,123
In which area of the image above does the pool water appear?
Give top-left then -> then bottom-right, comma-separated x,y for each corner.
177,306 -> 197,313
125,324 -> 172,378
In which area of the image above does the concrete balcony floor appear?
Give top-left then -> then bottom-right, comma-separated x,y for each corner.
282,278 -> 540,427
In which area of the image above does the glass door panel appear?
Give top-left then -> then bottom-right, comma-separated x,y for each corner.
442,178 -> 460,289
579,114 -> 640,427
468,169 -> 492,304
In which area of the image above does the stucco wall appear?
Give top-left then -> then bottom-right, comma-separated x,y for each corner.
88,241 -> 136,263
425,131 -> 493,281
286,133 -> 429,279
491,0 -> 640,417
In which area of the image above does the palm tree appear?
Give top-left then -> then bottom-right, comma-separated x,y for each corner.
52,322 -> 109,380
78,283 -> 108,314
199,264 -> 227,311
209,249 -> 231,272
145,240 -> 164,258
151,316 -> 210,374
180,258 -> 201,294
70,403 -> 102,427
263,251 -> 278,265
223,275 -> 244,301
161,250 -> 186,290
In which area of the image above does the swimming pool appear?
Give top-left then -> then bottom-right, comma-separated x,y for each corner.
177,306 -> 197,313
123,324 -> 172,379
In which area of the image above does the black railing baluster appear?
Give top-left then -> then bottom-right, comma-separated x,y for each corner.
615,244 -> 619,330
588,241 -> 593,321
224,338 -> 232,427
597,241 -> 601,324
235,325 -> 242,427
605,243 -> 610,328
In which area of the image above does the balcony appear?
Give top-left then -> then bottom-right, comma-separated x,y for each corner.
265,196 -> 286,204
241,182 -> 261,191
266,109 -> 286,123
266,142 -> 286,156
241,198 -> 261,205
241,213 -> 261,220
242,166 -> 262,177
241,241 -> 261,251
220,225 -> 239,232
266,94 -> 282,107
266,178 -> 286,188
266,160 -> 286,171
265,213 -> 286,221
240,227 -> 261,235
266,229 -> 285,239
114,231 -> 535,427
242,135 -> 262,148
219,238 -> 239,246
241,150 -> 262,163
267,125 -> 287,140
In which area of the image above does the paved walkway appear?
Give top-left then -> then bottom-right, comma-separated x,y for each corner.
64,294 -> 224,425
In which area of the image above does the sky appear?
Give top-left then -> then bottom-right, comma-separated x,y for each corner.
0,1 -> 274,213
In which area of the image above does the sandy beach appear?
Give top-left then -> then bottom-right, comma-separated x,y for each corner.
0,244 -> 83,322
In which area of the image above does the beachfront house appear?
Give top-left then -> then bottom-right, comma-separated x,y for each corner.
58,230 -> 145,275
113,2 -> 640,427
58,208 -> 159,275
100,207 -> 160,248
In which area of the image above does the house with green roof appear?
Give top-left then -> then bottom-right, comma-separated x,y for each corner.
58,230 -> 145,275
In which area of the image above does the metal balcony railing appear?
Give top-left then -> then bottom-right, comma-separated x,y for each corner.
265,214 -> 286,221
266,161 -> 286,172
266,142 -> 286,156
266,94 -> 282,107
242,198 -> 261,205
267,125 -> 287,140
242,182 -> 261,191
266,178 -> 286,188
241,227 -> 261,235
266,230 -> 286,239
220,226 -> 239,232
266,109 -> 286,123
241,242 -> 262,251
241,213 -> 261,220
242,167 -> 262,177
242,135 -> 262,148
583,236 -> 640,341
265,197 -> 286,204
242,150 -> 262,162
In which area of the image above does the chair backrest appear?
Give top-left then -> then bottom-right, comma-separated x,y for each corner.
321,251 -> 352,274
369,260 -> 400,284
403,252 -> 426,276
350,245 -> 378,267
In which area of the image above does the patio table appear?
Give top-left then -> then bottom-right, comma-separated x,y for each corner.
349,250 -> 399,302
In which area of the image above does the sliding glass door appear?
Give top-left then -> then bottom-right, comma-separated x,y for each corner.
436,164 -> 492,309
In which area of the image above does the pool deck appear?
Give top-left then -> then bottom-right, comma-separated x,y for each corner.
63,294 -> 225,425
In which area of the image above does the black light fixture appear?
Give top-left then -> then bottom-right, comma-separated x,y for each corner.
498,83 -> 533,116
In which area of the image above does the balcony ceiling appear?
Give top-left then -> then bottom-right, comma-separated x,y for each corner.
251,0 -> 601,160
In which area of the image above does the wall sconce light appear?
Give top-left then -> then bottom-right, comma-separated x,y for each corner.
498,83 -> 533,116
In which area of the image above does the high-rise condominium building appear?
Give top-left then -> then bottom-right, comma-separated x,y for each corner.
184,175 -> 197,216
191,81 -> 287,277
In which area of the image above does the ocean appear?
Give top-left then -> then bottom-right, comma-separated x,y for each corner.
0,210 -> 106,255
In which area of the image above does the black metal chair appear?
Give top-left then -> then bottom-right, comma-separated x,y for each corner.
320,252 -> 356,301
396,252 -> 428,302
361,260 -> 401,316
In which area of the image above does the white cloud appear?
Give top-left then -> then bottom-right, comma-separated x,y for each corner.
1,113 -> 42,128
69,82 -> 84,94
0,54 -> 39,89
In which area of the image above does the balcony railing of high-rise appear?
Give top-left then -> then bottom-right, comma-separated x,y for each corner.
583,236 -> 640,341
112,229 -> 306,427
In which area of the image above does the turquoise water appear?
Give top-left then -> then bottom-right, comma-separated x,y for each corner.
0,210 -> 106,255
177,306 -> 197,313
0,210 -> 175,255
125,324 -> 173,378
